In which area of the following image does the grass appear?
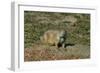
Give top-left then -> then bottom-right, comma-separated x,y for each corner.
24,11 -> 90,61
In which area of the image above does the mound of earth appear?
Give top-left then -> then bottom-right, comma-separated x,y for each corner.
24,44 -> 90,61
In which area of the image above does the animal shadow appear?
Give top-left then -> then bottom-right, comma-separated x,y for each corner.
57,43 -> 75,48
64,43 -> 75,48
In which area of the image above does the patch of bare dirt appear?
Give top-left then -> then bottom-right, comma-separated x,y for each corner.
24,44 -> 90,61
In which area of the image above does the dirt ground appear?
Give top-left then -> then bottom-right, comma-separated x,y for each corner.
24,43 -> 90,61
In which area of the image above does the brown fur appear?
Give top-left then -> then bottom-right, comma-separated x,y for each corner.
40,30 -> 67,48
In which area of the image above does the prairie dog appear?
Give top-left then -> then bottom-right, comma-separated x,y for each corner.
40,30 -> 67,48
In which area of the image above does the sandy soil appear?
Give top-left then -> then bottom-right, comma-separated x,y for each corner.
24,44 -> 90,61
